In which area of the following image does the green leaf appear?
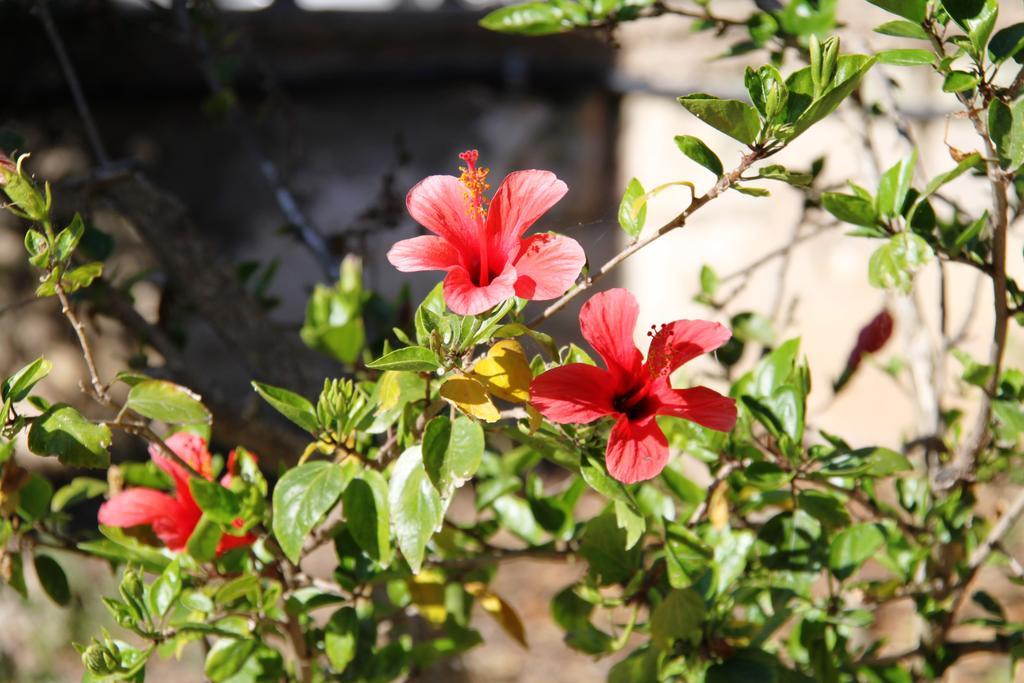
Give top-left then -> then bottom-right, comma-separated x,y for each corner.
745,462 -> 792,490
2,357 -> 52,402
51,476 -> 106,512
53,214 -> 85,263
4,552 -> 27,598
651,588 -> 704,650
27,403 -> 111,468
863,447 -> 913,476
731,185 -> 770,197
866,0 -> 926,22
273,461 -> 350,563
754,164 -> 812,186
325,607 -> 360,672
79,526 -> 171,572
493,494 -> 545,545
989,97 -> 1024,171
665,524 -> 712,588
906,154 -> 981,227
343,469 -> 393,566
677,94 -> 763,146
943,70 -> 980,92
205,638 -> 258,682
990,24 -> 1024,64
961,0 -> 998,54
868,232 -> 934,294
674,135 -> 723,178
580,453 -> 638,511
797,490 -> 851,529
388,446 -> 442,574
300,255 -> 366,365
579,513 -> 642,586
731,311 -> 775,346
422,416 -> 484,501
876,150 -> 917,218
33,554 -> 71,606
186,516 -> 222,562
940,0 -> 986,24
17,474 -> 52,524
874,19 -> 929,39
614,499 -> 645,550
367,346 -> 441,372
876,49 -> 935,66
126,380 -> 211,425
783,55 -> 876,142
699,265 -> 719,297
821,192 -> 877,227
829,523 -> 886,580
189,478 -> 242,524
60,262 -> 103,293
617,178 -> 648,239
252,381 -> 318,434
147,558 -> 182,618
479,2 -> 574,36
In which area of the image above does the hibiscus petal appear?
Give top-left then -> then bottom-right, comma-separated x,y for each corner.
647,319 -> 732,377
149,432 -> 214,499
579,288 -> 644,381
512,232 -> 586,300
151,502 -> 202,551
407,175 -> 479,255
653,383 -> 737,432
97,488 -> 178,528
529,363 -> 617,423
442,263 -> 518,316
387,235 -> 461,272
217,529 -> 256,556
605,415 -> 669,484
487,170 -> 568,257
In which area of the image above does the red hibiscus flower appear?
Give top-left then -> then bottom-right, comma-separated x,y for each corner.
387,150 -> 586,316
530,289 -> 737,484
97,433 -> 255,556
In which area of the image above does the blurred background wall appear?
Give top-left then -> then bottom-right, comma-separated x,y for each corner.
1,0 -> 1022,680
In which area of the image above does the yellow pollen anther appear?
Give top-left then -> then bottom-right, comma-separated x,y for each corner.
458,149 -> 490,220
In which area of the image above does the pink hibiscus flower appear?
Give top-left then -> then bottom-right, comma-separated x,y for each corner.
97,433 -> 255,556
387,150 -> 586,316
529,289 -> 737,484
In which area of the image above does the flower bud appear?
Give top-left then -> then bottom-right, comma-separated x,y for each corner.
0,151 -> 14,184
82,641 -> 120,675
854,309 -> 894,357
834,309 -> 894,392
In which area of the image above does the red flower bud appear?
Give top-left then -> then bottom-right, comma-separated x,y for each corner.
854,309 -> 894,357
835,310 -> 894,392
0,151 -> 15,184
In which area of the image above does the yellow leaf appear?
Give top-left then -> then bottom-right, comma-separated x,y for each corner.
466,582 -> 528,648
470,339 -> 532,404
439,374 -> 500,423
708,483 -> 729,530
409,570 -> 447,625
527,405 -> 543,434
377,371 -> 403,411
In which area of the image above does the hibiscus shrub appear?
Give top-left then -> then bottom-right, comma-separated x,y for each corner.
3,0 -> 1024,681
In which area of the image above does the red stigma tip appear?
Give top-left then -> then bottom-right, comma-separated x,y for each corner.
458,149 -> 479,170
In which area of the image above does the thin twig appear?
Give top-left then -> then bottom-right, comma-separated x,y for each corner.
529,146 -> 775,327
170,0 -> 334,279
923,23 -> 1011,489
54,280 -> 112,406
32,0 -> 110,166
